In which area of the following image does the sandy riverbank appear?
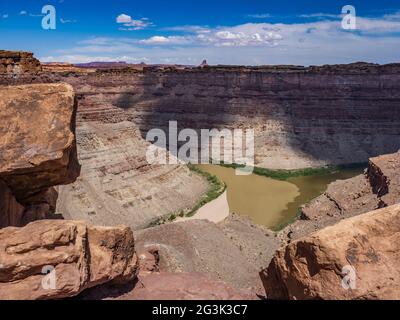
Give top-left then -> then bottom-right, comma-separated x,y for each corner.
175,190 -> 230,223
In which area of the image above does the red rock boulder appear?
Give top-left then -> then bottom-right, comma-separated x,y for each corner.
0,220 -> 138,300
262,204 -> 400,300
0,83 -> 80,227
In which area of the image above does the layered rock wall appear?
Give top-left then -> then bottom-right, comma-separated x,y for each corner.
58,63 -> 400,169
0,50 -> 41,75
55,120 -> 209,230
3,58 -> 400,228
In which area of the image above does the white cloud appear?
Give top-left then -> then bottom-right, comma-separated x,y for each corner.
140,36 -> 170,44
299,13 -> 339,19
383,11 -> 400,20
356,16 -> 400,33
19,10 -> 44,17
138,24 -> 283,47
1,14 -> 8,19
60,18 -> 77,24
79,37 -> 116,45
139,35 -> 190,45
247,13 -> 271,19
116,13 -> 153,30
40,54 -> 150,64
116,14 -> 131,23
205,27 -> 283,46
41,13 -> 400,66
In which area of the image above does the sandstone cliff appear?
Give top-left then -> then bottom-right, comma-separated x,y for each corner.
8,61 -> 398,170
0,50 -> 41,75
0,83 -> 80,227
59,63 -> 400,169
262,204 -> 400,300
56,120 -> 209,230
46,63 -> 397,229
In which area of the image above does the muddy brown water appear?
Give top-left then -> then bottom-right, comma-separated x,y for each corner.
195,164 -> 363,230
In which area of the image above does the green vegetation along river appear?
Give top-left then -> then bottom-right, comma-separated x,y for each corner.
195,164 -> 364,230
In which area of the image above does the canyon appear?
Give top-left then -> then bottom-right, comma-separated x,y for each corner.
55,60 -> 400,229
3,51 -> 399,230
1,50 -> 400,300
59,62 -> 400,170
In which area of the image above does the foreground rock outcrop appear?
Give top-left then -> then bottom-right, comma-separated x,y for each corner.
0,83 -> 80,200
0,50 -> 41,75
0,220 -> 138,300
0,81 -> 148,301
262,204 -> 400,300
0,83 -> 80,227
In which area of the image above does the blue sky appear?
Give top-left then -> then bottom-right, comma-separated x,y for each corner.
1,0 -> 400,65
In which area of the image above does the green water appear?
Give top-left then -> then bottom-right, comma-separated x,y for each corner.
195,164 -> 363,230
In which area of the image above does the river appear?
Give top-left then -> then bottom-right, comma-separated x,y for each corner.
195,164 -> 363,230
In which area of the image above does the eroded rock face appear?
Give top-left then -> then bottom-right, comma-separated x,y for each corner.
0,50 -> 41,75
0,83 -> 80,202
0,220 -> 138,300
60,63 -> 400,169
2,63 -> 400,170
56,121 -> 208,230
262,204 -> 400,300
301,174 -> 380,221
0,83 -> 80,227
282,152 -> 400,241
